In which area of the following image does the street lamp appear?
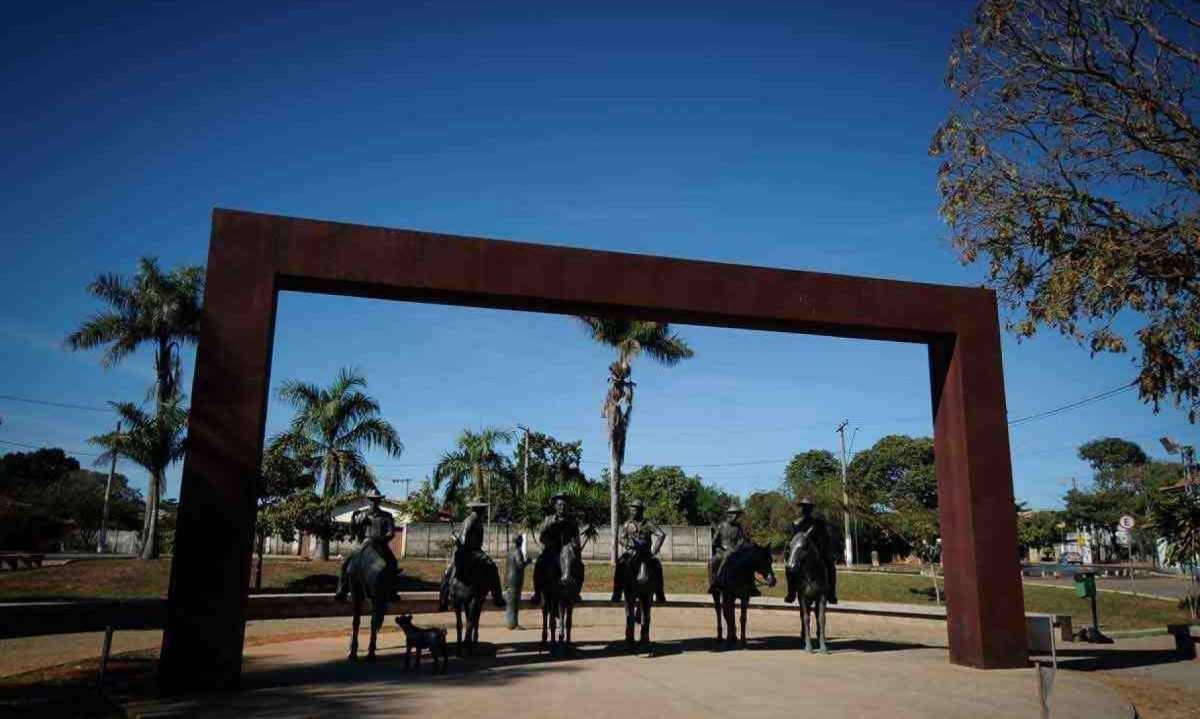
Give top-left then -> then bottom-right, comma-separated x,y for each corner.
1160,436 -> 1196,484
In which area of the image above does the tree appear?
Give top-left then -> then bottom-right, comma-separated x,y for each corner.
844,435 -> 939,561
66,257 -> 204,417
577,317 -> 694,563
0,449 -> 81,489
1018,510 -> 1065,560
512,430 -> 586,490
690,482 -> 737,526
405,479 -> 442,522
254,447 -> 314,588
744,491 -> 793,554
621,465 -> 700,525
931,0 -> 1200,421
270,367 -> 402,560
1149,490 -> 1200,620
433,427 -> 514,523
53,470 -> 143,550
511,479 -> 607,549
1078,437 -> 1149,478
90,397 -> 188,560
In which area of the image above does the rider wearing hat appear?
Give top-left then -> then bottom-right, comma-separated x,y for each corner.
708,504 -> 754,595
531,491 -> 584,605
335,488 -> 397,601
611,498 -> 667,603
438,496 -> 504,611
785,497 -> 838,604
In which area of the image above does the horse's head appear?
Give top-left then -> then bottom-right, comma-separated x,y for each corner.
754,543 -> 777,588
559,542 -> 579,587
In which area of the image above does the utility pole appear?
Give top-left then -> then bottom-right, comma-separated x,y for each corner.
395,478 -> 414,499
836,420 -> 854,567
97,420 -> 121,554
517,424 -> 531,495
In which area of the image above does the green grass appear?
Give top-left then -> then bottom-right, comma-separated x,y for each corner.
0,558 -> 1188,631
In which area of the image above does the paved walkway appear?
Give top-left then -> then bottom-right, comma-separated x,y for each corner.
122,608 -> 1146,719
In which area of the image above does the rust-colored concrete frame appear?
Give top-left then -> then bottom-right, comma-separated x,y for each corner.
160,209 -> 1027,691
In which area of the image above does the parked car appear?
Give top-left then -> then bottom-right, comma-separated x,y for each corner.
1062,552 -> 1084,565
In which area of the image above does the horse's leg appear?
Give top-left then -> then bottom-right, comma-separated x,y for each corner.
818,596 -> 829,654
712,592 -> 724,643
404,644 -> 411,672
624,595 -> 635,644
720,595 -> 729,648
802,598 -> 812,653
540,602 -> 548,648
367,597 -> 383,661
348,594 -> 361,661
565,601 -> 573,646
640,594 -> 651,646
454,603 -> 464,657
739,595 -> 748,649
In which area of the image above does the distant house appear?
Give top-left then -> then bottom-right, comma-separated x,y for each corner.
295,494 -> 412,559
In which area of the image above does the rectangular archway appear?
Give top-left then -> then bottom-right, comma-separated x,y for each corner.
160,209 -> 1027,691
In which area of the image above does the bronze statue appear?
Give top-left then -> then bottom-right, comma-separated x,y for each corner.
335,489 -> 402,662
612,498 -> 666,647
504,534 -> 531,629
709,541 -> 775,648
784,497 -> 838,605
532,492 -> 585,648
708,505 -> 755,595
785,499 -> 834,653
439,497 -> 505,656
396,613 -> 449,674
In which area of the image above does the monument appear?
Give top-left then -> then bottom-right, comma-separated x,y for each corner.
160,209 -> 1028,690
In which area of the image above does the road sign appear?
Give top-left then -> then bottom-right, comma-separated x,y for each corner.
1118,515 -> 1135,531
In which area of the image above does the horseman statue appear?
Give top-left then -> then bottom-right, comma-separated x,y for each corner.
611,498 -> 666,603
334,489 -> 398,602
531,492 -> 584,606
785,497 -> 838,604
708,504 -> 756,596
438,497 -> 506,612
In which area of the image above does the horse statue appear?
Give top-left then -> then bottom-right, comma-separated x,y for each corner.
621,536 -> 659,648
447,539 -> 506,656
786,526 -> 830,653
537,541 -> 584,649
344,543 -> 402,661
709,542 -> 775,648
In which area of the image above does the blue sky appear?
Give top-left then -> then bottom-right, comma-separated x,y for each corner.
1,0 -> 1194,510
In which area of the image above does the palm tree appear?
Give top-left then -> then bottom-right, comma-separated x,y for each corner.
66,257 -> 204,414
269,367 -> 403,560
433,427 -> 514,525
576,318 -> 694,563
90,397 -> 188,560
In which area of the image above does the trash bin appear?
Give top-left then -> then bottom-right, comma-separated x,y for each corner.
1074,571 -> 1096,598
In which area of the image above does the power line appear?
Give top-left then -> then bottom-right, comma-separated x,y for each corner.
0,393 -> 110,413
1007,381 -> 1137,427
0,438 -> 102,457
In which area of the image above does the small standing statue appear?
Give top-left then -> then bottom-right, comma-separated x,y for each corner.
504,534 -> 531,629
784,497 -> 839,654
334,489 -> 402,662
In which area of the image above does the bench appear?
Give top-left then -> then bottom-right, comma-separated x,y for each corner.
1025,614 -> 1073,654
0,554 -> 44,571
1167,624 -> 1198,660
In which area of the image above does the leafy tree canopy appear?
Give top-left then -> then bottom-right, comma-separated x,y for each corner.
931,0 -> 1200,421
1078,437 -> 1149,478
744,490 -> 793,554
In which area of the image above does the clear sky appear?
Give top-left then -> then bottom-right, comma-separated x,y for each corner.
1,0 -> 1195,511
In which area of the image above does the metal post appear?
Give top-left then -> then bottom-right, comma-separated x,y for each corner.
518,424 -> 530,494
836,420 -> 854,566
97,421 -> 121,554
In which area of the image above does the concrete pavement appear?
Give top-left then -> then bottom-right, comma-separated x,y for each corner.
123,608 -> 1142,719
